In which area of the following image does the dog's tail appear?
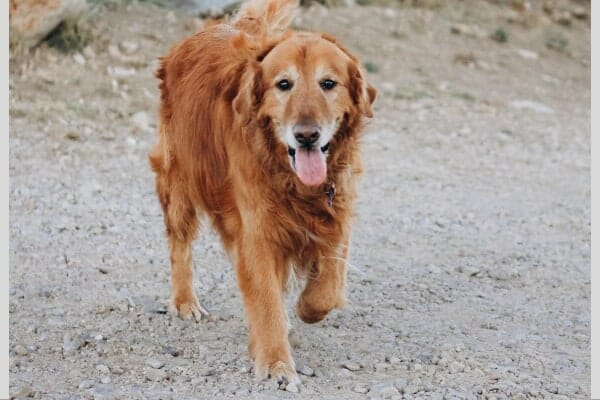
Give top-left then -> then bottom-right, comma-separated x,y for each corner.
231,0 -> 299,42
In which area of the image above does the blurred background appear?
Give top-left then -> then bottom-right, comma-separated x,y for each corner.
9,0 -> 590,399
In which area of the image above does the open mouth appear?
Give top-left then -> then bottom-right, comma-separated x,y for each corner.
288,143 -> 330,187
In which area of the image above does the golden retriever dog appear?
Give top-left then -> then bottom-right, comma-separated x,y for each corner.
149,0 -> 376,386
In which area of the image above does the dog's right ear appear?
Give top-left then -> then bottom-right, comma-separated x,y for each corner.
233,61 -> 263,125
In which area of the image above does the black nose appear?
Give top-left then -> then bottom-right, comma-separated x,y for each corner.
293,122 -> 320,147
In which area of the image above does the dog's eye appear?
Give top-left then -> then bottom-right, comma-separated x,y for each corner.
320,79 -> 337,91
276,79 -> 293,91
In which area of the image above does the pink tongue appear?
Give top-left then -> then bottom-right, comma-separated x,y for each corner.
295,148 -> 327,186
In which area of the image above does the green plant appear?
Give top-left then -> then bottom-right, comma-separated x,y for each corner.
491,27 -> 508,43
45,19 -> 94,53
364,61 -> 379,73
545,31 -> 569,53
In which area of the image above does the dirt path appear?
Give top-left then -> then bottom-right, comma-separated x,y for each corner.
9,1 -> 590,398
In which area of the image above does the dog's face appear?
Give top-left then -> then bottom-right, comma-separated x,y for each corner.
234,33 -> 376,187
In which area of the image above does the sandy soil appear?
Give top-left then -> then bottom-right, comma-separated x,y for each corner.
9,0 -> 590,398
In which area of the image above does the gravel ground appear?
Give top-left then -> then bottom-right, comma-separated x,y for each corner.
9,1 -> 590,399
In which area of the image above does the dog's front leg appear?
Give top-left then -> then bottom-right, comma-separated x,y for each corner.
235,240 -> 300,387
297,242 -> 348,324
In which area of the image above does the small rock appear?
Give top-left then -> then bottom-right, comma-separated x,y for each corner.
119,41 -> 139,55
285,382 -> 299,393
78,379 -> 95,389
73,53 -> 86,65
404,384 -> 421,395
96,364 -> 110,374
394,378 -> 408,392
341,361 -> 361,371
110,366 -> 125,375
353,385 -> 369,394
13,344 -> 28,356
370,383 -> 399,399
108,44 -> 121,59
552,11 -> 572,26
449,361 -> 465,374
12,385 -> 34,398
166,11 -> 177,23
83,46 -> 95,59
162,345 -> 180,357
88,384 -> 115,399
571,6 -> 588,19
510,100 -> 554,114
100,376 -> 111,384
130,111 -> 151,132
146,359 -> 165,369
108,66 -> 136,77
62,334 -> 84,355
450,23 -> 484,37
198,368 -> 216,376
296,363 -> 314,376
65,131 -> 81,141
514,48 -> 539,60
145,368 -> 167,382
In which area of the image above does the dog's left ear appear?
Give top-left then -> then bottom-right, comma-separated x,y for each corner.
348,62 -> 377,118
233,61 -> 263,125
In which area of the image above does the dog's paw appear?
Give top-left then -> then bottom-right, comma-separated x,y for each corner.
296,298 -> 330,324
169,294 -> 209,321
255,360 -> 301,389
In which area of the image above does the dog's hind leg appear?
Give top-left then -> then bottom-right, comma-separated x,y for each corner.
151,151 -> 208,321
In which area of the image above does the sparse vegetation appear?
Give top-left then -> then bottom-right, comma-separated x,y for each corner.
450,91 -> 476,102
363,61 -> 379,73
545,31 -> 569,53
45,18 -> 95,53
491,27 -> 508,43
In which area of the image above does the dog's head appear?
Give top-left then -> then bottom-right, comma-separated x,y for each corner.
234,32 -> 376,187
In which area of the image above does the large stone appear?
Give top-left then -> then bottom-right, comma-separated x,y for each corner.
10,0 -> 87,49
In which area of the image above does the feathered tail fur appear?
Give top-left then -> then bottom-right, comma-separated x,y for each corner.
231,0 -> 299,42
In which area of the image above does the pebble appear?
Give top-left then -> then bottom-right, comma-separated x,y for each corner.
450,23 -> 484,37
14,344 -> 29,356
449,361 -> 465,374
510,100 -> 554,114
73,53 -> 86,66
96,364 -> 110,374
296,363 -> 315,376
514,48 -> 539,60
404,384 -> 421,395
78,379 -> 95,389
353,385 -> 369,394
88,384 -> 115,400
285,382 -> 299,393
119,40 -> 139,55
571,6 -> 588,19
13,386 -> 34,398
130,111 -> 151,132
370,383 -> 399,399
110,366 -> 125,375
146,368 -> 167,382
62,334 -> 84,355
162,345 -> 180,357
341,361 -> 361,371
108,66 -> 136,77
393,378 -> 408,392
146,359 -> 165,369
